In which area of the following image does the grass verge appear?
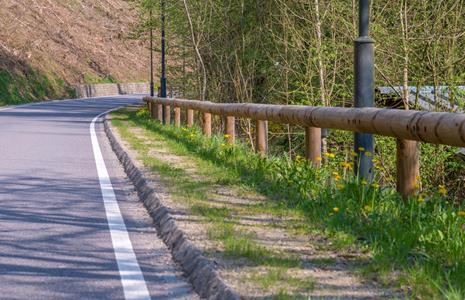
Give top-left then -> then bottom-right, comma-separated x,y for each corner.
112,107 -> 465,299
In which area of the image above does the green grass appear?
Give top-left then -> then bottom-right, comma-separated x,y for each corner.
191,204 -> 232,220
252,268 -> 315,291
112,108 -> 465,299
83,73 -> 117,84
0,70 -> 74,105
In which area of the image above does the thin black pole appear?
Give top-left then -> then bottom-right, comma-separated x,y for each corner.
160,0 -> 167,124
354,0 -> 374,179
149,10 -> 154,97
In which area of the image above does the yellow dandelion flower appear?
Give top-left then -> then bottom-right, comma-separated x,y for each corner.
334,175 -> 342,182
224,134 -> 231,139
351,151 -> 358,157
332,171 -> 340,177
221,143 -> 226,147
418,196 -> 425,203
340,162 -> 352,170
358,147 -> 366,152
324,152 -> 335,159
333,207 -> 340,213
316,157 -> 323,161
438,185 -> 447,196
337,184 -> 345,190
458,211 -> 465,217
361,179 -> 368,185
364,151 -> 373,157
371,183 -> 380,189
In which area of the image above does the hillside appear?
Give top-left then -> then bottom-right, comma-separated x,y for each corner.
0,0 -> 152,104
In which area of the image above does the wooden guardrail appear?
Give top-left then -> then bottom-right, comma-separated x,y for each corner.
144,97 -> 465,198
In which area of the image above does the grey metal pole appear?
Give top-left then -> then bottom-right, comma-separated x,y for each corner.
149,10 -> 154,97
354,0 -> 374,179
160,0 -> 167,124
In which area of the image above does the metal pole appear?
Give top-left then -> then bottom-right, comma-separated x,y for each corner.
160,0 -> 167,123
354,0 -> 374,179
149,10 -> 154,97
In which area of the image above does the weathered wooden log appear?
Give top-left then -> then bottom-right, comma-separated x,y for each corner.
145,97 -> 465,148
397,139 -> 420,199
187,109 -> 194,128
174,107 -> 181,127
150,101 -> 157,119
203,112 -> 212,137
225,116 -> 235,144
305,127 -> 322,167
147,100 -> 152,116
164,105 -> 171,125
157,104 -> 163,122
256,120 -> 268,155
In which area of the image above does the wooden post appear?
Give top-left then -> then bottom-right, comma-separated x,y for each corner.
224,116 -> 235,144
187,109 -> 194,128
174,107 -> 181,127
147,101 -> 152,115
164,105 -> 171,125
396,139 -> 420,199
157,104 -> 163,122
150,101 -> 157,119
305,127 -> 322,167
255,120 -> 268,155
203,112 -> 212,137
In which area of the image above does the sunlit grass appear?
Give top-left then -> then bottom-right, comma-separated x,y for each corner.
112,108 -> 465,299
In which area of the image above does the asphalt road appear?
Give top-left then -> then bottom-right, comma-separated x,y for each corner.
0,96 -> 197,300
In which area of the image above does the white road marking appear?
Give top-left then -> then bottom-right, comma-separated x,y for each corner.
0,94 -> 146,112
90,110 -> 151,300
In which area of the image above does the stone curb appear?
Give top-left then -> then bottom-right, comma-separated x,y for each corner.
103,114 -> 241,300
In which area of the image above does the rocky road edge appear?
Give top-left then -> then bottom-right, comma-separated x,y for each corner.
103,114 -> 240,300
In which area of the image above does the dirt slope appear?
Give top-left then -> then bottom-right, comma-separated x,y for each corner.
0,0 -> 152,85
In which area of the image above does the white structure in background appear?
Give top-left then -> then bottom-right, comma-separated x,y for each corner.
378,86 -> 465,111
378,86 -> 465,157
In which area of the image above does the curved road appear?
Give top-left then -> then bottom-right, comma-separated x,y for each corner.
0,96 -> 197,299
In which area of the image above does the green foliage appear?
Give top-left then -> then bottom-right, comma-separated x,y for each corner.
0,70 -> 73,105
83,73 -> 117,84
131,1 -> 465,109
125,108 -> 465,299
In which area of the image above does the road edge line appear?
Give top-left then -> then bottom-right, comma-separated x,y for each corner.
90,109 -> 151,300
103,111 -> 240,300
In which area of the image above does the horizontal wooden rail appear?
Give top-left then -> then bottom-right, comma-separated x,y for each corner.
146,97 -> 465,148
144,96 -> 463,198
